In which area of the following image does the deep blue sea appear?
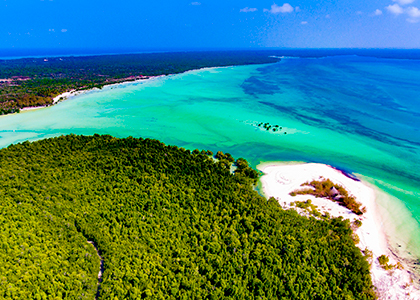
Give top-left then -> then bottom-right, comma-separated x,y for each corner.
2,48 -> 420,60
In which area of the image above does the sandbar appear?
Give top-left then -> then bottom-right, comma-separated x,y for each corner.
258,162 -> 419,300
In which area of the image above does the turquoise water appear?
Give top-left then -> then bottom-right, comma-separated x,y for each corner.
1,56 -> 420,263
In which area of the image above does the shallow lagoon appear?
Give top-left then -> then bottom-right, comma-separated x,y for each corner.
1,56 -> 420,263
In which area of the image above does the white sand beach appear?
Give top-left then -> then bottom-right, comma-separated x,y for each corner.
50,75 -> 168,106
19,90 -> 80,112
53,90 -> 78,104
258,162 -> 420,300
20,75 -> 164,113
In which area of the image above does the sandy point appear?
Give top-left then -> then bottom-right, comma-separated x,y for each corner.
258,162 -> 420,300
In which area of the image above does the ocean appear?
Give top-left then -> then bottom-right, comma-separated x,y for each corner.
0,52 -> 419,268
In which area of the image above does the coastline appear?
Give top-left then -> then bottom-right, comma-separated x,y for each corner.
3,57 -> 419,298
18,76 -> 165,113
18,65 -> 236,114
258,162 -> 420,300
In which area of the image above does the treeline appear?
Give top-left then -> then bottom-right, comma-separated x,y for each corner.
0,135 -> 374,299
0,51 -> 280,114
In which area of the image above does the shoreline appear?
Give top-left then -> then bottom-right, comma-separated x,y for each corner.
18,64 -> 244,114
18,76 -> 165,113
258,162 -> 420,300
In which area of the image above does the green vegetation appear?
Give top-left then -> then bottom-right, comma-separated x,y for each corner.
0,135 -> 374,299
290,179 -> 365,215
214,151 -> 259,183
352,219 -> 363,230
256,122 -> 283,133
214,150 -> 235,163
363,248 -> 373,267
290,200 -> 323,218
0,51 -> 280,114
378,255 -> 394,270
352,233 -> 361,245
234,158 -> 259,184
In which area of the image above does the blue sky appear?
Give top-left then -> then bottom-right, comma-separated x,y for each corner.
1,0 -> 420,50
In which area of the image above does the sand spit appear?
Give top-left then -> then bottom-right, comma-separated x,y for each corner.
259,162 -> 420,300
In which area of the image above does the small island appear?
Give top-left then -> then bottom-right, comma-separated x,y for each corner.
253,122 -> 287,134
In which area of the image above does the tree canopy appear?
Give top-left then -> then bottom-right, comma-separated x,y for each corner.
0,135 -> 374,299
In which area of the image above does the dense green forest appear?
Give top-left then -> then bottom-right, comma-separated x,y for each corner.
0,135 -> 374,299
0,51 -> 280,115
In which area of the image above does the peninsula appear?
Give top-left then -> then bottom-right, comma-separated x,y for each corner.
0,135 -> 374,299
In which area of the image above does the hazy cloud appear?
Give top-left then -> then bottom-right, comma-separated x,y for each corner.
264,3 -> 294,14
406,6 -> 420,22
301,21 -> 308,24
295,6 -> 301,12
407,6 -> 420,17
386,3 -> 404,14
393,0 -> 415,5
240,7 -> 257,13
373,9 -> 383,16
191,2 -> 201,5
61,29 -> 67,32
386,3 -> 420,22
